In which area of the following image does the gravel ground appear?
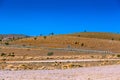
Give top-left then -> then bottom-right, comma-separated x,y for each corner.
0,65 -> 120,80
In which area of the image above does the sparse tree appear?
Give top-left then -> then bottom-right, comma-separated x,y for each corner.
50,32 -> 54,36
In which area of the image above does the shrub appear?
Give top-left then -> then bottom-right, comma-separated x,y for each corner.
34,37 -> 37,40
78,35 -> 81,37
8,52 -> 15,57
112,38 -> 114,40
67,45 -> 71,48
1,53 -> 6,57
47,52 -> 54,56
22,44 -> 26,47
5,42 -> 9,45
81,43 -> 84,47
75,41 -> 79,44
43,36 -> 47,39
117,55 -> 120,57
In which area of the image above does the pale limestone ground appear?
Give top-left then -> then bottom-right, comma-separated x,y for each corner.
0,65 -> 120,80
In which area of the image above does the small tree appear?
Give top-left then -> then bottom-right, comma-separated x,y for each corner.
50,32 -> 54,36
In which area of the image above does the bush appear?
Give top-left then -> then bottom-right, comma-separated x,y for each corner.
112,38 -> 114,40
8,52 -> 15,57
1,53 -> 6,57
81,43 -> 84,47
117,55 -> 120,57
78,35 -> 81,37
43,36 -> 47,39
34,37 -> 37,40
75,41 -> 79,44
5,42 -> 9,45
47,52 -> 54,56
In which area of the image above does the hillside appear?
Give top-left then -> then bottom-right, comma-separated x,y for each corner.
67,32 -> 120,41
0,34 -> 30,41
10,32 -> 120,53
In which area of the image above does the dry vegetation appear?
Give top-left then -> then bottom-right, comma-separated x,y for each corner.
1,32 -> 120,70
10,32 -> 120,52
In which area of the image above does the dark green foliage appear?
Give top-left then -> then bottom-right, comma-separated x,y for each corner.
47,52 -> 54,56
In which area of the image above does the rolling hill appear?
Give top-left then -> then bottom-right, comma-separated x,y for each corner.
10,32 -> 120,53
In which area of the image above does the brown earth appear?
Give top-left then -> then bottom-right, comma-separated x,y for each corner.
0,32 -> 120,70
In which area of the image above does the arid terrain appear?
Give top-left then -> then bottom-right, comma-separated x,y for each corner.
0,65 -> 120,80
0,32 -> 120,80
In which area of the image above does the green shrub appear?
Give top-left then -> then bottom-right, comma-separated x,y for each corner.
47,52 -> 54,56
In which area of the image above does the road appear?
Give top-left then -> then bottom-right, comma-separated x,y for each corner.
6,59 -> 120,63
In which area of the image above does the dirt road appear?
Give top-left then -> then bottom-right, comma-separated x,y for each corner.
0,65 -> 120,80
6,59 -> 120,63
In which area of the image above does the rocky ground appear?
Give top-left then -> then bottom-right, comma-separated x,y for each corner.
0,65 -> 120,80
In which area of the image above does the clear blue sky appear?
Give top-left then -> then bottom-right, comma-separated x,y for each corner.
0,0 -> 120,36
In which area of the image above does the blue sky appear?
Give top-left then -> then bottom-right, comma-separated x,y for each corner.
0,0 -> 120,36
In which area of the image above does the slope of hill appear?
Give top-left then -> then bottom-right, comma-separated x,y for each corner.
10,32 -> 120,53
67,32 -> 120,41
0,34 -> 30,41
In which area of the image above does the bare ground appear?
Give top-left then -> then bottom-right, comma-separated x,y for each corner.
0,65 -> 120,80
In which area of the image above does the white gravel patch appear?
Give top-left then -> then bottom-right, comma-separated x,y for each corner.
0,65 -> 120,80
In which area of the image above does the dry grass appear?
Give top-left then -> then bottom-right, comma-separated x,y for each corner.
10,33 -> 120,52
68,32 -> 120,40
